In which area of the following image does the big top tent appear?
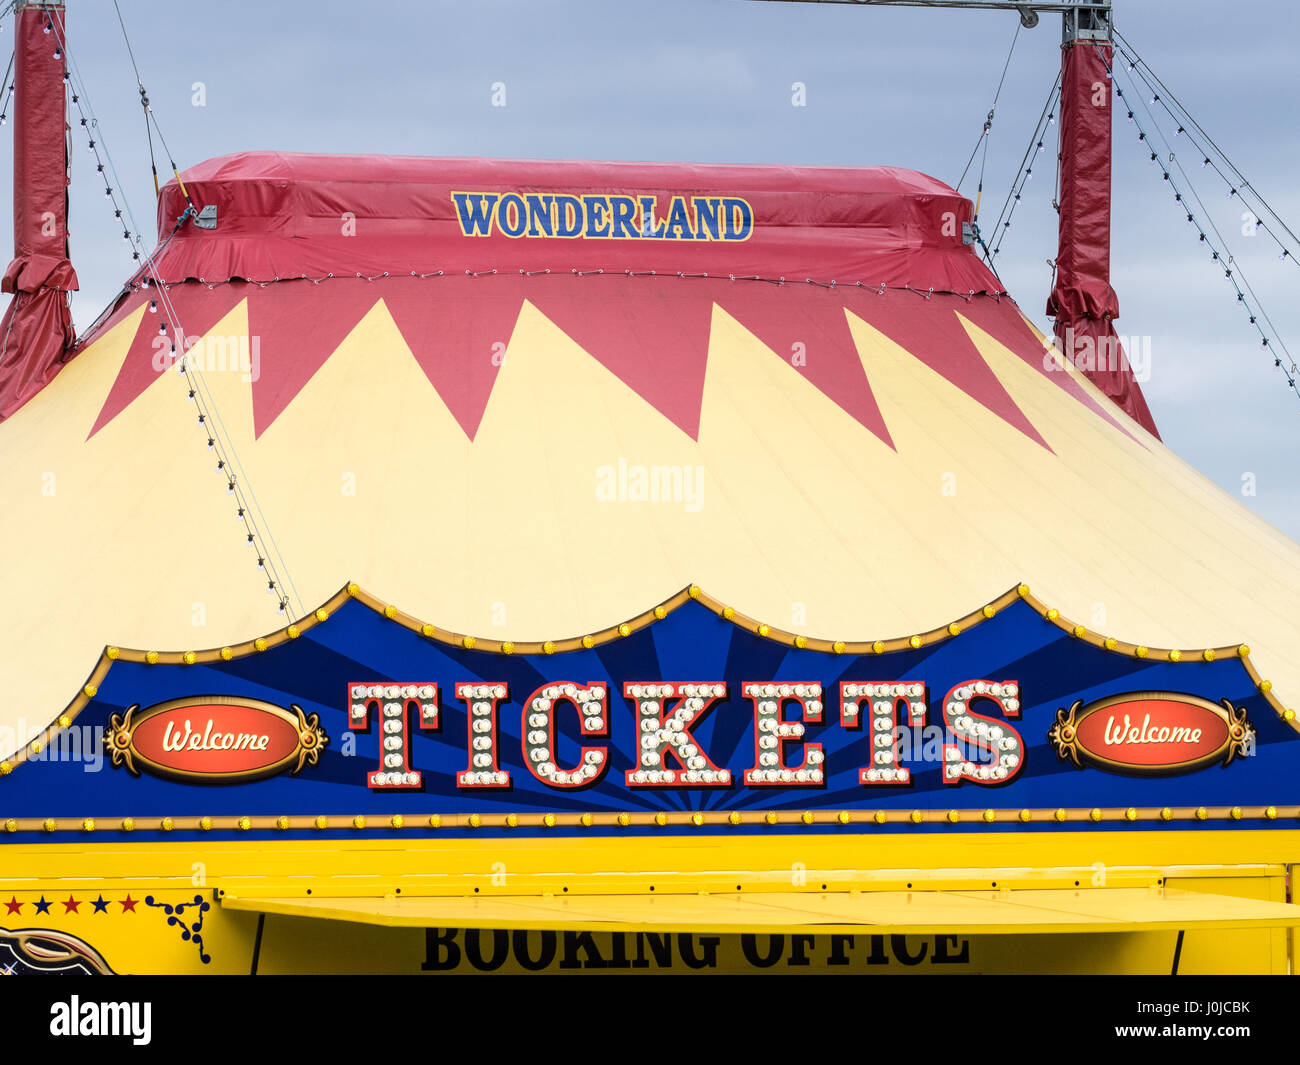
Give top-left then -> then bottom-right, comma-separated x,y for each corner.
1,0 -> 1298,980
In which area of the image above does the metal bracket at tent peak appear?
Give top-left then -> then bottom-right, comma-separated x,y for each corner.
1062,1 -> 1111,44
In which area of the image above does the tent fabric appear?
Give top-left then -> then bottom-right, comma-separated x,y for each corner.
140,152 -> 1001,293
70,155 -> 1137,446
81,275 -> 1124,447
1047,40 -> 1158,437
0,3 -> 78,420
2,152 -> 1299,751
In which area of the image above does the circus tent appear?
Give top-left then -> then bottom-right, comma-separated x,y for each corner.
4,0 -> 1300,980
1,150 -> 1298,750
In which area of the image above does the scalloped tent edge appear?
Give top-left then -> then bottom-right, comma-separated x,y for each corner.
4,577 -> 1294,779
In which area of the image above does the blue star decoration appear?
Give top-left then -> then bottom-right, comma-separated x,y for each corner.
33,896 -> 51,915
91,895 -> 109,914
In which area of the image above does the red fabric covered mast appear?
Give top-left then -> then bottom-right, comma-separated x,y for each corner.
1047,8 -> 1158,437
0,0 -> 77,420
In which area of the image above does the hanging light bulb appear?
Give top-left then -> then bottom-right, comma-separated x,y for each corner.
53,47 -> 61,60
267,581 -> 276,595
158,322 -> 167,336
148,300 -> 157,313
43,21 -> 52,34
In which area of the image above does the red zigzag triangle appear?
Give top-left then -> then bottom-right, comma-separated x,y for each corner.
527,275 -> 712,441
383,274 -> 523,441
717,282 -> 895,449
843,288 -> 1052,452
89,283 -> 246,439
957,298 -> 1140,443
247,280 -> 380,439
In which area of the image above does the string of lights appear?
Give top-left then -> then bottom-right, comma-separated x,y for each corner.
984,70 -> 1060,266
1109,62 -> 1296,390
0,48 -> 12,125
1094,42 -> 1299,397
1112,36 -> 1300,272
1113,29 -> 1300,264
42,14 -> 305,617
49,15 -> 302,617
1108,48 -> 1297,377
109,270 -> 1012,299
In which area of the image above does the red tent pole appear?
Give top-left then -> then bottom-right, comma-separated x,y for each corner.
0,0 -> 77,421
1047,4 -> 1159,438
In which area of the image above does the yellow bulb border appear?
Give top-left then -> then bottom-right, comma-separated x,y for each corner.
0,805 -> 1295,835
4,580 -> 1295,777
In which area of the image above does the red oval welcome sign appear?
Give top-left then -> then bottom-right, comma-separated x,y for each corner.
106,698 -> 328,784
1050,692 -> 1251,776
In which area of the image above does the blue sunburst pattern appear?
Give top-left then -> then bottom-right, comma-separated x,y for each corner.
2,596 -> 1295,840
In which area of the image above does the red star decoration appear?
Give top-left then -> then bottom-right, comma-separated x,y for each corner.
119,894 -> 138,913
61,896 -> 80,914
3,896 -> 21,915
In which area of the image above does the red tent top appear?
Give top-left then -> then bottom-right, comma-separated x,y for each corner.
70,151 -> 1113,446
147,151 -> 1000,293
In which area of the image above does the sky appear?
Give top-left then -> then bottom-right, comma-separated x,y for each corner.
3,0 -> 1298,535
